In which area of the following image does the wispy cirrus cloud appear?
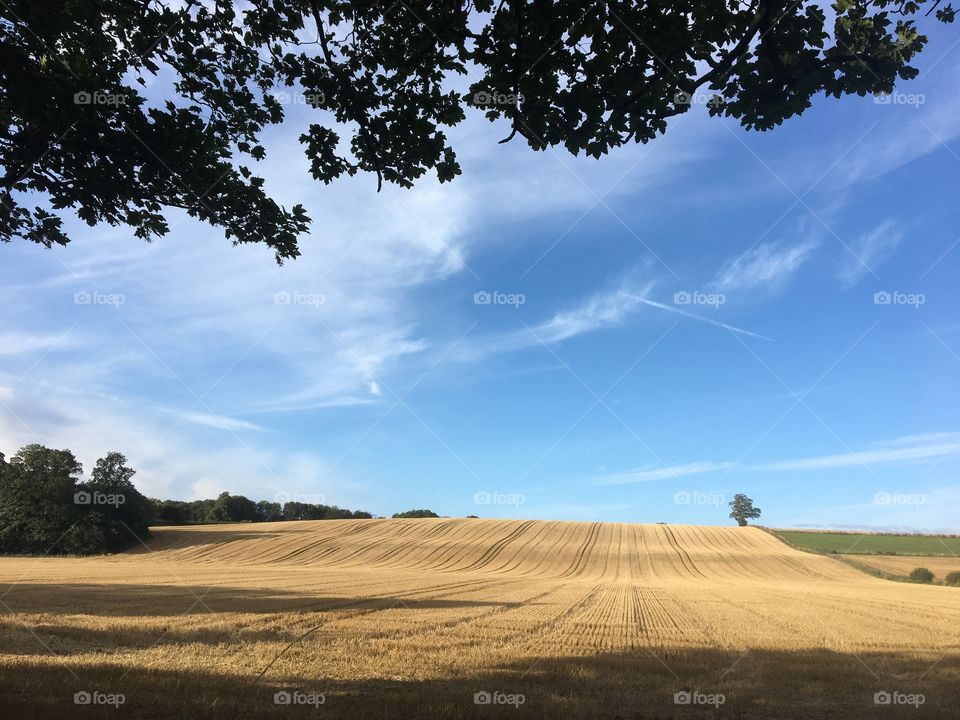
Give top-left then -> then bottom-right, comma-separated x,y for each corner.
592,461 -> 734,485
839,219 -> 904,285
833,64 -> 960,187
590,432 -> 960,485
180,411 -> 264,432
452,272 -> 658,362
714,239 -> 818,292
0,330 -> 81,357
533,284 -> 654,345
755,431 -> 960,471
456,264 -> 773,366
881,431 -> 960,447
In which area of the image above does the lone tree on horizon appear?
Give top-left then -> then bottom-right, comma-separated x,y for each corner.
1,0 -> 955,262
729,493 -> 761,527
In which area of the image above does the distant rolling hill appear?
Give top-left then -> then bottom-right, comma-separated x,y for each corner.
134,518 -> 858,582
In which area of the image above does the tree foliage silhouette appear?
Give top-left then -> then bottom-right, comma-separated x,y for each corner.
2,0 -> 952,261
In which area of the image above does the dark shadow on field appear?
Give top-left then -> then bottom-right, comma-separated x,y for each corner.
0,582 -> 531,653
0,647 -> 957,720
0,582 -> 516,617
122,528 -> 286,552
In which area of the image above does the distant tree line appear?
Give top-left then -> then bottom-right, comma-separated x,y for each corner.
0,444 -> 373,556
152,494 -> 372,524
392,509 -> 439,518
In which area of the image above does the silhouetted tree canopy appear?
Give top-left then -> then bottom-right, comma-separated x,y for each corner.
0,446 -> 151,555
78,451 -> 153,551
392,509 -> 440,518
150,494 -> 372,523
1,0 -> 952,261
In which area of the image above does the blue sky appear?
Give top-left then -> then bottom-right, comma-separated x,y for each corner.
2,26 -> 959,531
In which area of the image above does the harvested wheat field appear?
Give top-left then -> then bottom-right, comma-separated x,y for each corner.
1,519 -> 958,719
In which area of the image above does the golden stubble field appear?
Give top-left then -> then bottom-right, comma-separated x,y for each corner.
1,518 -> 958,718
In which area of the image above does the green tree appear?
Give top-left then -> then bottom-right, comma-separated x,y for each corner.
909,567 -> 934,583
154,500 -> 188,524
188,498 -> 217,523
945,571 -> 960,586
70,452 -> 152,552
2,0 -> 952,261
392,509 -> 440,518
728,493 -> 761,526
0,445 -> 83,554
209,492 -> 259,522
256,500 -> 283,522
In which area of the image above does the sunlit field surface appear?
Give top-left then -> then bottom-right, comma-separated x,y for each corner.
1,519 -> 958,718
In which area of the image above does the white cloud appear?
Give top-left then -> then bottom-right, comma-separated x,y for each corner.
881,431 -> 960,447
592,461 -> 734,485
755,432 -> 960,471
0,377 -> 368,506
592,432 -> 960,487
534,285 -> 652,345
714,239 -> 818,292
0,330 -> 80,357
453,272 -> 658,362
254,396 -> 376,413
180,411 -> 263,432
833,64 -> 960,187
839,219 -> 904,285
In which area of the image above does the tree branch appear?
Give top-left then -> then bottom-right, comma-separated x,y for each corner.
692,0 -> 771,91
308,0 -> 383,191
